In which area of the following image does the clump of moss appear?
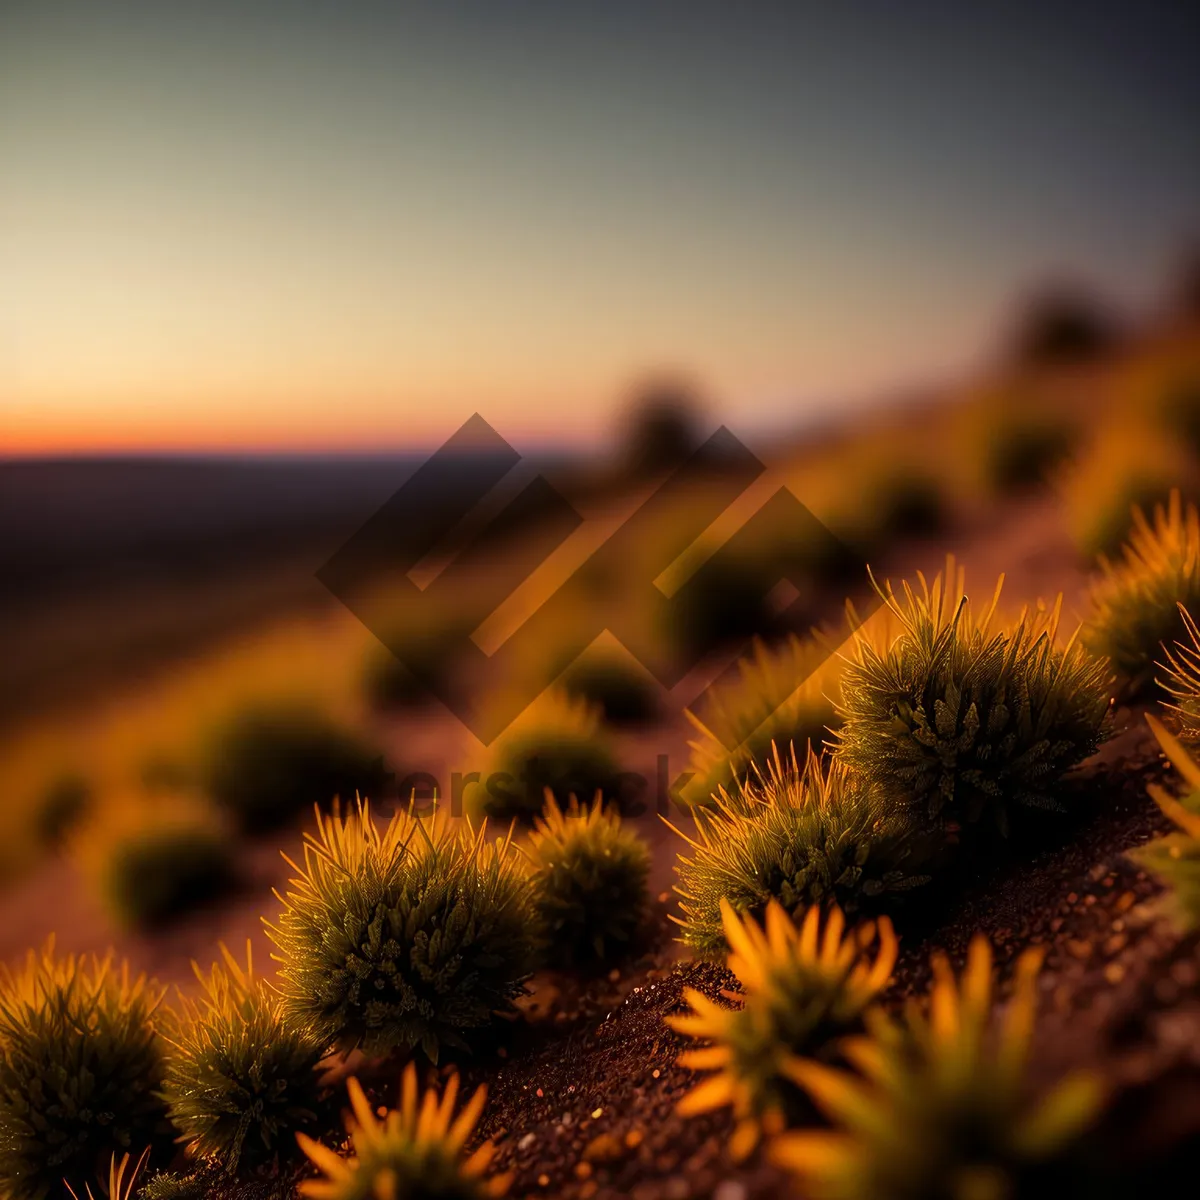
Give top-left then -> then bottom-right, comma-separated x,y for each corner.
525,793 -> 651,965
668,898 -> 897,1160
201,702 -> 390,832
0,942 -> 169,1200
480,689 -> 620,821
298,1064 -> 510,1199
160,942 -> 331,1172
838,560 -> 1112,842
669,745 -> 927,959
684,634 -> 844,807
33,771 -> 91,848
561,650 -> 659,726
772,936 -> 1103,1199
1087,491 -> 1200,696
1128,714 -> 1200,930
83,795 -> 236,930
268,801 -> 540,1062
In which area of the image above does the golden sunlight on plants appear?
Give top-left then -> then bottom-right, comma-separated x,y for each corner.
683,633 -> 844,806
297,1064 -> 510,1200
0,942 -> 168,1200
160,942 -> 331,1172
668,745 -> 926,958
668,898 -> 896,1161
267,801 -> 540,1062
772,937 -> 1103,1200
1128,714 -> 1200,931
837,559 -> 1112,841
525,793 -> 651,966
477,688 -> 621,822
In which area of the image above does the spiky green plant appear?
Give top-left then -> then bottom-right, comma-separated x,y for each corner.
1127,714 -> 1200,930
268,801 -> 540,1062
684,634 -> 844,806
480,689 -> 620,821
837,560 -> 1112,840
160,942 -> 331,1171
525,792 -> 651,964
668,898 -> 897,1160
201,701 -> 390,832
772,936 -> 1102,1200
1086,491 -> 1200,695
0,942 -> 168,1200
1159,603 -> 1200,742
668,745 -> 927,958
297,1063 -> 510,1199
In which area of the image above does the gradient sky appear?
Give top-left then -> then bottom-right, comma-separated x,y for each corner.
2,1 -> 1198,453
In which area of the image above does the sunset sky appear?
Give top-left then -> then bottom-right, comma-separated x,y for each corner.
2,2 -> 1198,454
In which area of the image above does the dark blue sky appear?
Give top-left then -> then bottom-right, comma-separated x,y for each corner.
3,1 -> 1197,450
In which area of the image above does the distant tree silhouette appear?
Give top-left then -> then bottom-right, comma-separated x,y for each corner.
618,377 -> 704,476
1008,284 -> 1120,366
1174,244 -> 1200,320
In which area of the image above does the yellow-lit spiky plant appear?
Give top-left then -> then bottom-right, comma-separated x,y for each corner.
684,605 -> 904,807
668,745 -> 927,958
667,898 -> 897,1160
683,634 -> 844,807
479,688 -> 620,821
268,801 -> 540,1062
1086,491 -> 1200,696
837,559 -> 1112,840
1128,714 -> 1200,930
1159,603 -> 1200,741
159,941 -> 331,1171
66,1148 -> 150,1200
525,792 -> 651,965
298,1063 -> 510,1199
772,936 -> 1103,1200
0,942 -> 169,1200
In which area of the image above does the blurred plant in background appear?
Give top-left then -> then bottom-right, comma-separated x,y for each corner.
201,701 -> 390,832
479,688 -> 620,821
525,793 -> 651,966
77,792 -> 236,931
